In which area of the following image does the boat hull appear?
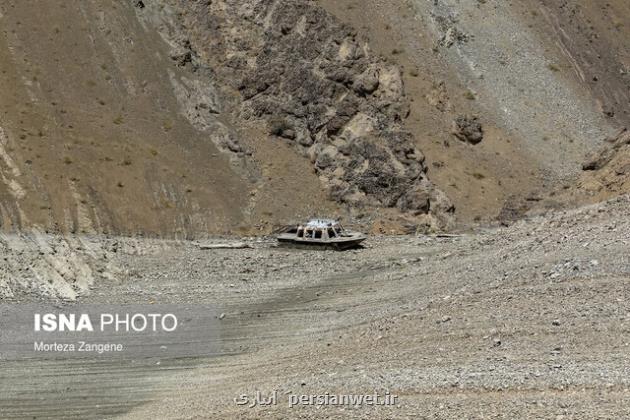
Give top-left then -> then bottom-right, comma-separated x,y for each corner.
277,233 -> 366,250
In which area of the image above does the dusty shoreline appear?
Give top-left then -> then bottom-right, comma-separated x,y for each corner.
1,196 -> 628,418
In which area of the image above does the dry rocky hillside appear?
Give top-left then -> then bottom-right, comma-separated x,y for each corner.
1,3 -> 629,419
321,0 -> 630,222
0,0 -> 628,236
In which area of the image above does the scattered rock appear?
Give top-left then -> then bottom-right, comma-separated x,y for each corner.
451,116 -> 484,144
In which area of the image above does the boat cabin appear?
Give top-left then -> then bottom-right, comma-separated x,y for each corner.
277,218 -> 366,250
296,219 -> 345,241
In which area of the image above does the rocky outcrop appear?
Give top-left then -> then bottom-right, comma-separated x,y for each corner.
582,128 -> 630,171
451,116 -> 483,145
539,127 -> 630,206
573,128 -> 630,198
149,0 -> 454,229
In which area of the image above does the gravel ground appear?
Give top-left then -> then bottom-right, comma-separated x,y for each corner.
1,195 -> 629,419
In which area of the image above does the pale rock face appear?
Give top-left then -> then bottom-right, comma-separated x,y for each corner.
338,38 -> 357,61
377,66 -> 404,101
0,231 -> 119,300
341,113 -> 375,141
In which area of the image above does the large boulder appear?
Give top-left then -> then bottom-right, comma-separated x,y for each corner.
452,115 -> 484,144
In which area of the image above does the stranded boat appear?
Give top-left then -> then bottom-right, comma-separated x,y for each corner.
277,219 -> 367,250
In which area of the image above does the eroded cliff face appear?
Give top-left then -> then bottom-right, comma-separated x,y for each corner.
1,0 -> 627,236
0,0 -> 455,236
138,0 -> 455,230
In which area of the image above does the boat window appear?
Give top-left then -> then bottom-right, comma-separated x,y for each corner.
314,229 -> 322,239
297,229 -> 303,238
327,228 -> 336,238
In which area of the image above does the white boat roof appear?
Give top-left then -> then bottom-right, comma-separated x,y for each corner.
305,219 -> 338,228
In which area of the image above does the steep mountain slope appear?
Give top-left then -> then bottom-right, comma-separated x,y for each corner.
0,0 -> 340,237
0,0 -> 238,236
0,0 -> 456,235
320,0 -> 629,222
0,0 -> 627,236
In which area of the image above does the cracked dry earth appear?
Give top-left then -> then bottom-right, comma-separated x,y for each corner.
1,195 -> 629,419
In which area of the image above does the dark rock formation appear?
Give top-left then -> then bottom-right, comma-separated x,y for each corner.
144,0 -> 455,229
451,116 -> 484,145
